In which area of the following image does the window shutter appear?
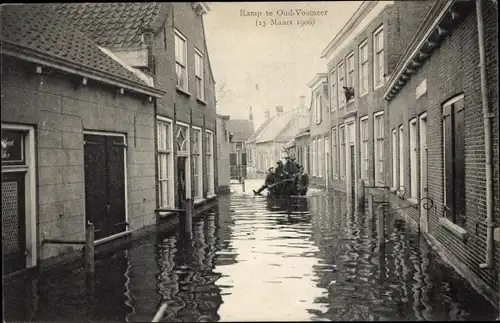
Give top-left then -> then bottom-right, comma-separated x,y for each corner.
454,100 -> 466,226
241,153 -> 247,166
443,108 -> 454,219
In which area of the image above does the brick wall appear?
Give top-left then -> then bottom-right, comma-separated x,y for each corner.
1,57 -> 156,262
152,3 -> 217,205
385,1 -> 499,300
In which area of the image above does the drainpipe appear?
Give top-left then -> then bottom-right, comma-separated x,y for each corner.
476,0 -> 495,270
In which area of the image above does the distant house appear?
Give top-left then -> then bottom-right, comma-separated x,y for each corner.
54,2 -> 218,215
1,4 -> 164,274
227,114 -> 254,180
246,112 -> 275,178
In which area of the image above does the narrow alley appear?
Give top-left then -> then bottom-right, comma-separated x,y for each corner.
3,180 -> 497,322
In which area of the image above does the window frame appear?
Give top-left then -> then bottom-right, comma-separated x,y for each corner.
175,29 -> 188,92
331,127 -> 337,179
330,68 -> 337,112
373,111 -> 385,185
392,128 -> 398,189
398,125 -> 404,192
373,25 -> 384,89
194,48 -> 204,100
205,129 -> 215,195
339,125 -> 346,179
360,116 -> 369,181
192,126 -> 203,200
346,51 -> 355,103
337,61 -> 346,108
409,118 -> 418,201
157,117 -> 175,208
359,39 -> 369,96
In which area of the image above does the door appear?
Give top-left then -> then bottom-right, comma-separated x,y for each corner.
2,172 -> 26,275
84,134 -> 126,240
350,145 -> 355,199
177,156 -> 187,207
419,115 -> 428,233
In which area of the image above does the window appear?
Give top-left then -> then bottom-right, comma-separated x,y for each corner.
339,125 -> 346,179
176,123 -> 191,198
175,30 -> 188,91
195,49 -> 204,100
359,41 -> 369,95
392,129 -> 397,189
157,119 -> 174,207
312,139 -> 316,176
306,144 -> 310,175
332,128 -> 337,178
206,130 -> 215,194
409,119 -> 418,200
325,136 -> 329,180
330,69 -> 337,111
315,92 -> 323,124
338,62 -> 346,107
373,26 -> 384,88
235,142 -> 243,150
374,112 -> 384,184
318,137 -> 323,178
346,52 -> 355,102
443,94 -> 465,227
192,128 -> 203,199
399,125 -> 404,190
360,117 -> 369,181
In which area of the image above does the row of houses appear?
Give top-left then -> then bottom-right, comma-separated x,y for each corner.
1,3 -> 221,276
288,0 -> 499,308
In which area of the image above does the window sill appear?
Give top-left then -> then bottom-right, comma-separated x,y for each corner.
176,87 -> 191,97
196,98 -> 207,105
439,217 -> 468,241
374,83 -> 384,91
390,187 -> 398,193
347,99 -> 355,106
207,193 -> 217,200
359,92 -> 368,98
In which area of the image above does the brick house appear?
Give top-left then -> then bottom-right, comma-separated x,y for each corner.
307,73 -> 330,188
383,0 -> 499,306
55,2 -> 218,214
1,5 -> 164,274
227,115 -> 254,181
320,0 -> 434,202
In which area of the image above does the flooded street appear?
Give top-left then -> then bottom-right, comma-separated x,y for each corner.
3,179 -> 497,322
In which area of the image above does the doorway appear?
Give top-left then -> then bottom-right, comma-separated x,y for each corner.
177,156 -> 187,207
350,145 -> 356,200
84,133 -> 127,241
419,114 -> 428,233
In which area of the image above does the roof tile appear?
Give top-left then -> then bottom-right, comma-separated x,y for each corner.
1,4 -> 149,87
52,2 -> 165,48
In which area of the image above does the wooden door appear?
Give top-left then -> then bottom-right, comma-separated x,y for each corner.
2,172 -> 26,275
177,156 -> 187,207
84,134 -> 126,240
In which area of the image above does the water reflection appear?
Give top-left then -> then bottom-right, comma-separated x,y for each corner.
2,183 -> 498,322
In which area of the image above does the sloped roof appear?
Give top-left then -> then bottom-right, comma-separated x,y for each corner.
52,3 -> 167,48
227,119 -> 254,142
255,109 -> 297,144
0,4 -> 164,97
247,117 -> 275,143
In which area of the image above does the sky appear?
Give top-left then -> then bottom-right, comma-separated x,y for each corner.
203,1 -> 362,129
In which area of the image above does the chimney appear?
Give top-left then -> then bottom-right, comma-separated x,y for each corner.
249,106 -> 253,121
264,108 -> 270,120
276,105 -> 283,115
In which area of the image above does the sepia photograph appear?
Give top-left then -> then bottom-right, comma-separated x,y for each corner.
1,1 -> 499,321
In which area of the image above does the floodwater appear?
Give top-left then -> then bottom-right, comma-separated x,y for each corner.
3,179 -> 498,322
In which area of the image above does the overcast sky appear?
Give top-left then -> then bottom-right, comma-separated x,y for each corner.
203,1 -> 361,129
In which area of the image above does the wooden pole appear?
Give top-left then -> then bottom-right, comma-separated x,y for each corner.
357,179 -> 365,214
368,194 -> 374,221
183,199 -> 193,240
377,205 -> 385,247
85,222 -> 95,273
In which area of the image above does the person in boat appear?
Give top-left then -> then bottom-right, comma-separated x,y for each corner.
295,166 -> 309,195
253,167 -> 275,195
284,156 -> 299,176
274,160 -> 285,179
